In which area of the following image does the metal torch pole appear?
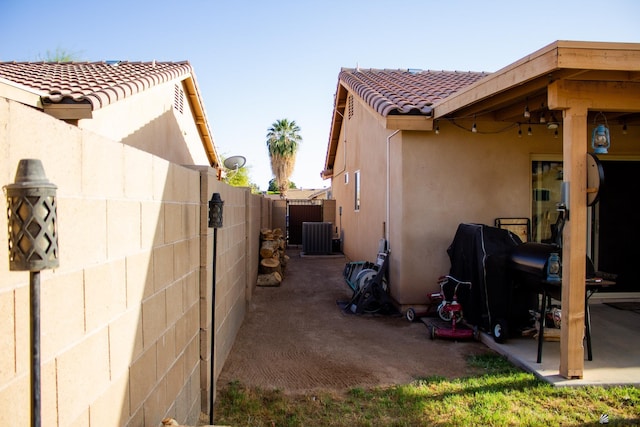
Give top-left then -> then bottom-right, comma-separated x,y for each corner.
209,227 -> 217,425
30,271 -> 41,427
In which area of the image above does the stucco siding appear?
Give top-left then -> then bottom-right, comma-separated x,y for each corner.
79,79 -> 210,166
332,96 -> 391,263
329,95 -> 567,306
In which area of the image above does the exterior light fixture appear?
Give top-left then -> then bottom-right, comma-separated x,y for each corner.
518,123 -> 522,138
591,112 -> 610,154
524,105 -> 530,118
207,192 -> 224,425
622,122 -> 628,135
208,192 -> 224,229
471,115 -> 477,133
4,159 -> 59,427
434,121 -> 439,135
539,112 -> 546,124
527,122 -> 533,136
546,252 -> 561,282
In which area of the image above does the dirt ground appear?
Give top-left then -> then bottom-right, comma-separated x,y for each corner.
215,249 -> 493,395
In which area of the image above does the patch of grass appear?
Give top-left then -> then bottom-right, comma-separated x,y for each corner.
214,354 -> 640,426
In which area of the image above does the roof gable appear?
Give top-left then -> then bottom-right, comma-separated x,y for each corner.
339,68 -> 489,117
0,60 -> 192,110
323,68 -> 489,177
0,60 -> 220,168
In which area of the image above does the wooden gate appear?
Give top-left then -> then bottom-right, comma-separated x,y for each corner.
288,201 -> 322,245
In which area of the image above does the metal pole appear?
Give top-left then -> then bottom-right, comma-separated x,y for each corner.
30,271 -> 41,427
209,227 -> 217,425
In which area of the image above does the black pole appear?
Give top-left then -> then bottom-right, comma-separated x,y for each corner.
30,271 -> 41,427
209,227 -> 217,425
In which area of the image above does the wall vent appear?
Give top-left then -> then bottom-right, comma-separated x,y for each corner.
174,84 -> 184,114
302,222 -> 333,255
348,94 -> 354,119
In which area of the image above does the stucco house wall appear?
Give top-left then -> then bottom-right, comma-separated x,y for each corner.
331,93 -> 567,306
331,95 -> 393,261
79,79 -> 210,166
0,97 -> 259,426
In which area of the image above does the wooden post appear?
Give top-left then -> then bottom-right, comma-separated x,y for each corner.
559,104 -> 589,379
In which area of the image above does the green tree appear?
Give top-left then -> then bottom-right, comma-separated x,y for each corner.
38,47 -> 83,62
268,178 -> 296,193
266,119 -> 302,198
221,156 -> 260,193
224,164 -> 251,187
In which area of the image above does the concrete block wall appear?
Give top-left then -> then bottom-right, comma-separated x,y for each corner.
0,97 -> 261,426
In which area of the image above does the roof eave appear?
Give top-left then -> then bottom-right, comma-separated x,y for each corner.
433,40 -> 640,119
182,75 -> 221,169
0,77 -> 44,109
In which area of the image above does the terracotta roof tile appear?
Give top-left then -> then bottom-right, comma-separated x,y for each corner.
339,68 -> 489,116
0,60 -> 193,110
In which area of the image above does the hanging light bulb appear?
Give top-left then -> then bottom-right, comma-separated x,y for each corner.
472,121 -> 477,133
622,122 -> 628,135
524,105 -> 530,119
539,112 -> 546,124
435,121 -> 439,135
518,123 -> 522,138
554,128 -> 559,138
527,121 -> 532,136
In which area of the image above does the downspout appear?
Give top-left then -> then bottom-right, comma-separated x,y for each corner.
386,130 -> 400,247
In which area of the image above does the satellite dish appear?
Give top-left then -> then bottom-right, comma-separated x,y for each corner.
223,155 -> 246,170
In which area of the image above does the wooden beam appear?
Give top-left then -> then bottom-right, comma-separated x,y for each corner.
548,80 -> 640,112
558,45 -> 640,71
43,103 -> 92,119
559,102 -> 589,379
434,44 -> 559,118
385,115 -> 433,131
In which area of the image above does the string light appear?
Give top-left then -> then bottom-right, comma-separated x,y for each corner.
539,112 -> 546,124
472,118 -> 477,133
622,122 -> 628,135
517,123 -> 522,138
435,120 -> 439,135
527,121 -> 533,136
523,99 -> 530,119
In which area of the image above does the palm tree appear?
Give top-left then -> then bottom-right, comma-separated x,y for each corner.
266,119 -> 302,198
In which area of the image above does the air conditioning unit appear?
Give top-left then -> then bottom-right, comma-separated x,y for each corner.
302,222 -> 333,255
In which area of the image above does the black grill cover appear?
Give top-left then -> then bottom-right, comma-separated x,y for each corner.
446,223 -> 527,331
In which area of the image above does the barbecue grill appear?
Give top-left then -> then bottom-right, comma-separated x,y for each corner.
508,242 -> 612,362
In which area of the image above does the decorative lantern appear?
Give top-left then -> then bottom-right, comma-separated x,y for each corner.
208,192 -> 224,229
546,252 -> 561,283
591,112 -> 610,154
4,159 -> 58,427
5,159 -> 58,271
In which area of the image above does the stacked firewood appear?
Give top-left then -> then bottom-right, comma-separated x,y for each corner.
257,228 -> 289,287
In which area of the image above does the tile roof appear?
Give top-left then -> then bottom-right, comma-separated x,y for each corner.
339,68 -> 489,116
0,60 -> 193,110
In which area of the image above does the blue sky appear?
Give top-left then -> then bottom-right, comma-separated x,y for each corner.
2,1 -> 639,190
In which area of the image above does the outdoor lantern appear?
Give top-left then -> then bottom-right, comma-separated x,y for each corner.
591,112 -> 611,154
5,159 -> 59,271
208,192 -> 224,229
546,252 -> 561,283
4,158 -> 58,427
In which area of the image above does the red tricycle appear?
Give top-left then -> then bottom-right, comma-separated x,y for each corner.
406,275 -> 477,340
